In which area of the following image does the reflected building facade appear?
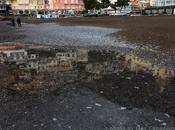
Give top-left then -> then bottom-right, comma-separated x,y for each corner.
1,43 -> 175,95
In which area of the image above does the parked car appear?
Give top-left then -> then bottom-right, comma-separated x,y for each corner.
83,13 -> 99,17
130,13 -> 141,16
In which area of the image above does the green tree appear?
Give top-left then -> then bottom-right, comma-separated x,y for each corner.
83,0 -> 99,10
100,0 -> 111,8
115,0 -> 130,11
110,3 -> 117,10
115,0 -> 130,7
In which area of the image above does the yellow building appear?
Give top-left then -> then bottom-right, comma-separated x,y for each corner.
38,58 -> 73,73
10,0 -> 45,14
126,54 -> 175,80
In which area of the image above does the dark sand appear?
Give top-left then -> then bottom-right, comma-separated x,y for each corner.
21,16 -> 175,50
58,16 -> 175,50
0,21 -> 25,43
2,16 -> 175,50
1,17 -> 175,129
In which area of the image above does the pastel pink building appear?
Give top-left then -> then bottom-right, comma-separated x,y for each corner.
45,0 -> 84,11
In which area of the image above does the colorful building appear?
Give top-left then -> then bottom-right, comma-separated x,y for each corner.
45,0 -> 84,11
9,0 -> 45,14
150,0 -> 175,7
125,54 -> 175,80
131,0 -> 139,6
8,0 -> 84,14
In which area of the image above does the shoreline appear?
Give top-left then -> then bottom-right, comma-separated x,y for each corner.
21,16 -> 175,50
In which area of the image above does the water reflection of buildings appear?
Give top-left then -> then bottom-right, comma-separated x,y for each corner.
86,61 -> 125,74
38,58 -> 73,73
1,43 -> 175,95
126,54 -> 175,80
85,54 -> 126,80
0,44 -> 28,62
56,49 -> 88,62
0,43 -> 89,94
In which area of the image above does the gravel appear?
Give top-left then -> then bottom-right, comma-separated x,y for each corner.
20,23 -> 135,49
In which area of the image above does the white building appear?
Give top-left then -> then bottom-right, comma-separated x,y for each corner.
0,0 -> 10,11
2,49 -> 28,62
110,0 -> 117,4
56,51 -> 76,61
76,49 -> 88,62
56,49 -> 88,62
150,0 -> 175,6
9,0 -> 45,14
97,0 -> 117,4
0,0 -> 10,4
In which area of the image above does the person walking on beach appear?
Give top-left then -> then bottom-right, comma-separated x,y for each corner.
16,17 -> 22,27
11,17 -> 15,27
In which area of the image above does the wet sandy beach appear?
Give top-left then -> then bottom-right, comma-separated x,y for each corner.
1,85 -> 174,130
21,16 -> 175,50
16,22 -> 175,68
1,19 -> 175,129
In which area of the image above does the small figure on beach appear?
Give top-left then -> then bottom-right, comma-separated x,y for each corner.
16,17 -> 22,27
11,17 -> 15,27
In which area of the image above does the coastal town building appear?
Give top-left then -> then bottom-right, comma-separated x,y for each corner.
150,0 -> 175,6
143,0 -> 175,15
0,0 -> 11,13
85,61 -> 124,75
131,0 -> 139,6
130,0 -> 175,7
56,51 -> 76,61
0,0 -> 10,5
76,49 -> 88,62
56,49 -> 88,62
2,49 -> 28,62
9,0 -> 45,14
7,0 -> 84,14
38,58 -> 73,73
0,44 -> 28,62
45,0 -> 84,11
126,54 -> 175,80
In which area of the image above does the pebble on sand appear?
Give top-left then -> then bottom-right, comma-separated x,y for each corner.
95,103 -> 102,107
52,118 -> 57,121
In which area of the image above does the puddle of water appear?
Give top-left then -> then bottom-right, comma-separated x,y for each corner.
0,43 -> 175,116
0,43 -> 175,91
